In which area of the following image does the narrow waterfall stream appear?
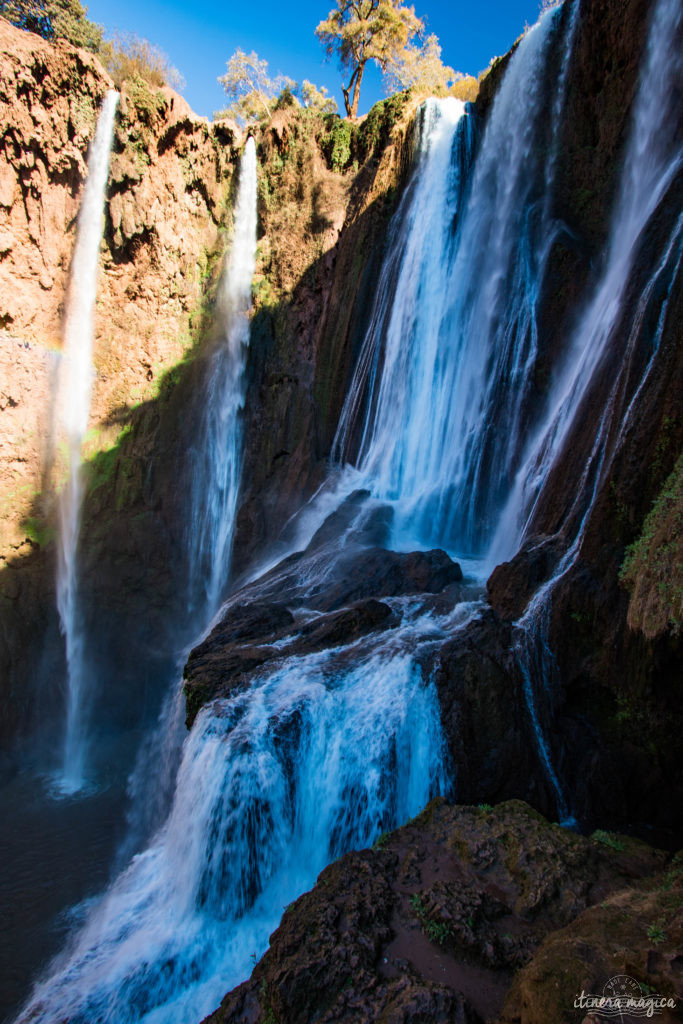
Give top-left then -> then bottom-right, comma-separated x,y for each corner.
12,0 -> 682,1019
187,136 -> 259,622
54,90 -> 119,795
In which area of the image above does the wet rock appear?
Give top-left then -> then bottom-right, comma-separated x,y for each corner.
487,536 -> 561,621
433,611 -> 558,816
313,547 -> 464,612
202,600 -> 295,646
307,491 -> 394,551
182,601 -> 293,726
292,599 -> 394,653
181,535 -> 463,726
182,597 -> 395,726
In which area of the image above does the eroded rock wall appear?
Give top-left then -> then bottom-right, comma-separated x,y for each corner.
0,20 -> 240,744
485,0 -> 683,830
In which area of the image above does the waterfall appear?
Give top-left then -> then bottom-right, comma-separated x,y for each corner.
484,0 -> 683,820
333,96 -> 472,463
490,0 -> 683,563
16,610 -> 450,1024
335,4 -> 575,557
15,0 -> 682,1017
117,138 -> 259,855
186,137 -> 258,621
54,90 -> 119,795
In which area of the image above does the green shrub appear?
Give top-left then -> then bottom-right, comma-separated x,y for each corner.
321,116 -> 354,172
591,829 -> 625,852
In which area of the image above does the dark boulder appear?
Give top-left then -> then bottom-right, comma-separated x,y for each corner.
313,547 -> 464,612
486,536 -> 561,621
433,611 -> 559,817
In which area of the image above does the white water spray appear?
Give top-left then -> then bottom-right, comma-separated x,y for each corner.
55,90 -> 118,795
17,613 -> 449,1024
336,7 -> 573,556
187,137 -> 258,620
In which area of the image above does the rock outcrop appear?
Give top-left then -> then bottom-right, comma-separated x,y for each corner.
183,498 -> 465,727
204,800 -> 679,1024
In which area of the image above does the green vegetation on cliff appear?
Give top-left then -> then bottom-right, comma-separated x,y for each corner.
0,0 -> 102,51
620,453 -> 682,638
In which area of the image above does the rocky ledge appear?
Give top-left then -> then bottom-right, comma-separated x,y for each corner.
183,495 -> 466,727
204,799 -> 681,1024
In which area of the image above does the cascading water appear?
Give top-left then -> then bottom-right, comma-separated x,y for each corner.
186,136 -> 258,621
54,90 -> 119,795
17,604 -> 452,1024
335,4 -> 576,556
118,137 -> 259,857
490,0 -> 683,563
15,0 -> 683,1019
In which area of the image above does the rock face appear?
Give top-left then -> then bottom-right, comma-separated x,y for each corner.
0,20 -> 110,555
482,0 -> 683,832
0,19 -> 243,744
0,23 -> 423,747
0,19 -> 238,558
204,800 -> 677,1024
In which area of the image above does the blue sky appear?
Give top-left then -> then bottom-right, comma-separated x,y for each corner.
85,0 -> 546,118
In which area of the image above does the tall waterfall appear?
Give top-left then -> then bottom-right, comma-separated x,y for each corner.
335,4 -> 576,557
490,0 -> 683,562
118,137 -> 259,856
187,137 -> 258,621
15,0 -> 683,1019
54,90 -> 119,795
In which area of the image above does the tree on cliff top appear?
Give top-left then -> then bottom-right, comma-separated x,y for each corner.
315,0 -> 422,118
384,31 -> 457,94
218,49 -> 283,123
0,0 -> 102,51
301,79 -> 338,114
100,32 -> 184,90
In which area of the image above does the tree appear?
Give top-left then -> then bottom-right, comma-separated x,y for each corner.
0,0 -> 102,51
316,0 -> 423,119
100,31 -> 184,90
301,79 -> 338,115
218,49 -> 282,124
384,31 -> 457,94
